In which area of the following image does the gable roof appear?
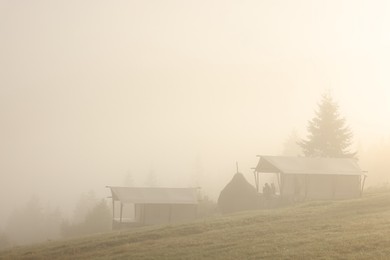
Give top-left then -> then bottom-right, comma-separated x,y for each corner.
107,186 -> 198,204
255,156 -> 364,176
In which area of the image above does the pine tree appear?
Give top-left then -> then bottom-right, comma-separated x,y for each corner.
282,130 -> 302,156
299,92 -> 356,158
123,170 -> 135,187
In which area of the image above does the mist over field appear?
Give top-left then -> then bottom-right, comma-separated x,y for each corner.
1,0 -> 390,249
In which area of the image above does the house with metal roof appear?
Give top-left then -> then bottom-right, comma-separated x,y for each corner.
107,186 -> 198,229
253,156 -> 367,200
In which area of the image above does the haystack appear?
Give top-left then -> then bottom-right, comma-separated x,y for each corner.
218,173 -> 260,214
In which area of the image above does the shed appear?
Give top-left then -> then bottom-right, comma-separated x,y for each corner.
253,156 -> 367,200
107,186 -> 198,228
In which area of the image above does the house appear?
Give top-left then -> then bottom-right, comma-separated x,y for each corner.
107,186 -> 198,229
253,156 -> 367,200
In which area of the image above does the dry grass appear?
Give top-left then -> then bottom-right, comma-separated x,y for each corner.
2,191 -> 390,259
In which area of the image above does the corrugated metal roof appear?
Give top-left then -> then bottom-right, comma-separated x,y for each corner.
255,156 -> 364,175
108,187 -> 198,204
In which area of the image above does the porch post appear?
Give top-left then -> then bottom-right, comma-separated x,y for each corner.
361,175 -> 367,197
253,169 -> 259,192
120,203 -> 123,224
112,198 -> 115,227
304,175 -> 308,200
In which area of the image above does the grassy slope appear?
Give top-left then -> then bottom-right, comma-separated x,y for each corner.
2,191 -> 390,259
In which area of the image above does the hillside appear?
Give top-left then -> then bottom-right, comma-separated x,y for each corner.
2,190 -> 390,259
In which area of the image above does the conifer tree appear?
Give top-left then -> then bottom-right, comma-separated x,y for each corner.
282,130 -> 301,156
299,92 -> 356,158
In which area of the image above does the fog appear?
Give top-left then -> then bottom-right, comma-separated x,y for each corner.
1,0 -> 390,244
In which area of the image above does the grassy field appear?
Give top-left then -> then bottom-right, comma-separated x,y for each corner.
2,190 -> 390,259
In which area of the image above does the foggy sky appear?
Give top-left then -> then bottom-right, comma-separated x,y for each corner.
1,0 -> 390,227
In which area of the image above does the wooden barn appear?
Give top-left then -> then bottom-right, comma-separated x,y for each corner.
253,156 -> 366,201
107,186 -> 198,229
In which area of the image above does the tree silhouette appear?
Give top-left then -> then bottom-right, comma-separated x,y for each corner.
299,92 -> 356,158
61,199 -> 111,238
0,230 -> 10,250
282,130 -> 302,156
123,170 -> 135,187
145,164 -> 158,187
72,191 -> 98,224
5,196 -> 63,245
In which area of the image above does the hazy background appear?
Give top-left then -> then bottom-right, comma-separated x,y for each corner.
1,0 -> 390,228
